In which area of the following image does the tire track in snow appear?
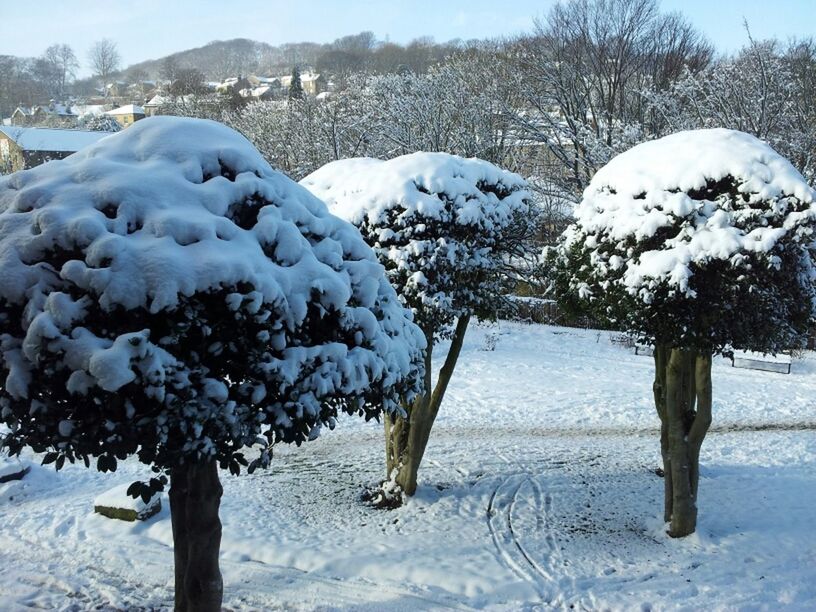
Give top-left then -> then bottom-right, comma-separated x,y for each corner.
487,473 -> 559,603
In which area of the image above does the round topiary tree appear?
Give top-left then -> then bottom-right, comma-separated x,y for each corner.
302,153 -> 532,497
553,128 -> 816,537
0,117 -> 425,610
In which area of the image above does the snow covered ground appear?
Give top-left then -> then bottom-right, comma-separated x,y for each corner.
1,322 -> 814,611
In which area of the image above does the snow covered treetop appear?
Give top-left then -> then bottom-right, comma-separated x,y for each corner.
567,129 -> 816,297
301,152 -> 529,229
302,153 -> 532,335
0,117 -> 384,315
557,128 -> 816,353
586,128 -> 814,206
0,117 -> 424,472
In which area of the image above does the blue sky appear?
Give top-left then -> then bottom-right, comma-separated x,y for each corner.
2,0 -> 815,76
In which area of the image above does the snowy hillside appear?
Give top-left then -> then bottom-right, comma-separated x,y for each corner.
1,322 -> 815,610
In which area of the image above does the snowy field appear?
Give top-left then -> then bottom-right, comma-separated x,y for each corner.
1,322 -> 814,611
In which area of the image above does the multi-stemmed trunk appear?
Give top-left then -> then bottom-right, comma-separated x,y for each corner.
652,345 -> 713,537
169,460 -> 224,612
385,315 -> 470,496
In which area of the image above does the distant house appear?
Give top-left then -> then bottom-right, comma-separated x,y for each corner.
239,85 -> 278,101
0,126 -> 114,172
144,94 -> 168,116
216,77 -> 251,94
248,76 -> 281,88
10,103 -> 78,127
104,104 -> 146,128
279,72 -> 326,96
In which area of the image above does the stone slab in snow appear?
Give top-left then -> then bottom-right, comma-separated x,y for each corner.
0,458 -> 31,483
93,483 -> 161,522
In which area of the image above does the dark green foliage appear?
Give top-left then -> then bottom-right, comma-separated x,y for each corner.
553,175 -> 815,355
288,66 -> 304,100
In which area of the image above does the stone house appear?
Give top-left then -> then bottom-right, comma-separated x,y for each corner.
279,72 -> 326,96
0,126 -> 114,172
10,103 -> 78,127
104,104 -> 146,128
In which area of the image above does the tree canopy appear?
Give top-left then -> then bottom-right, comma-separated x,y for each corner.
553,128 -> 816,354
0,116 -> 425,481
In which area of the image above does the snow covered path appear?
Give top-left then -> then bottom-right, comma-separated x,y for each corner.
1,323 -> 815,610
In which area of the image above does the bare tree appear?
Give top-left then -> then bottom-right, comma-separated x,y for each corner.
43,44 -> 78,97
88,39 -> 121,93
645,35 -> 816,182
507,0 -> 711,199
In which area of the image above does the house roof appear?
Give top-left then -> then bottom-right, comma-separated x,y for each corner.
145,94 -> 168,107
13,104 -> 77,118
0,126 -> 114,153
105,104 -> 145,116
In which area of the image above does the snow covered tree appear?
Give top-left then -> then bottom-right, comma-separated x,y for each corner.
0,117 -> 425,610
302,153 -> 532,496
288,66 -> 304,100
79,113 -> 122,132
645,37 -> 816,183
553,129 -> 816,537
226,90 -> 372,180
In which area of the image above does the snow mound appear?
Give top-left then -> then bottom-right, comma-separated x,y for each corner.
568,129 -> 816,296
94,483 -> 161,521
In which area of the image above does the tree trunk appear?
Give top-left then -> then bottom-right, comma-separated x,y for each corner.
169,466 -> 189,612
169,461 -> 224,612
652,344 -> 671,522
652,346 -> 713,538
385,315 -> 470,496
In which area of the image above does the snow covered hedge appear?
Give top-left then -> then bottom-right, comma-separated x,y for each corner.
554,128 -> 816,353
0,116 -> 425,476
301,153 -> 532,335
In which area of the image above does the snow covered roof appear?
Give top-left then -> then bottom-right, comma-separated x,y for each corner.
145,94 -> 167,107
105,104 -> 145,116
12,104 -> 77,118
301,153 -> 529,226
0,126 -> 114,153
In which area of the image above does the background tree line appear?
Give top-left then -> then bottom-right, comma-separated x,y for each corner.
3,0 -> 816,237
197,0 -> 816,249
